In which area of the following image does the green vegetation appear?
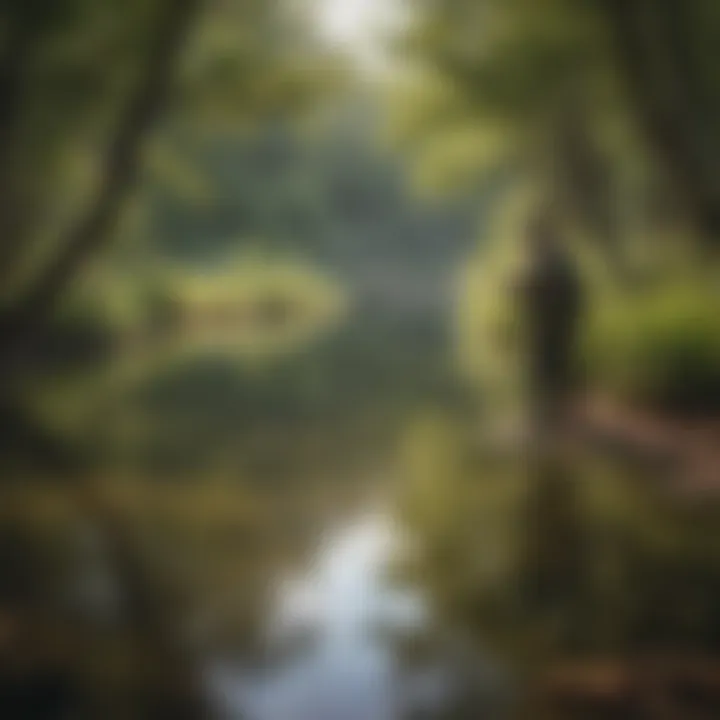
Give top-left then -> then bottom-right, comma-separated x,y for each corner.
393,0 -> 720,421
587,281 -> 720,414
143,255 -> 348,349
4,0 -> 720,717
398,414 -> 720,667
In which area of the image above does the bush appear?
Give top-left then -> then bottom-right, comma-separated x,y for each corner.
587,282 -> 720,415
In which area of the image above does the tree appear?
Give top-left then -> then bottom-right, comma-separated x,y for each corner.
601,0 -> 720,243
0,0 -> 331,377
391,0 -> 720,257
1,1 -> 200,346
0,4 -> 336,713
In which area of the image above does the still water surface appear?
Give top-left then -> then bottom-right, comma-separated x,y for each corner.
208,507 -> 509,720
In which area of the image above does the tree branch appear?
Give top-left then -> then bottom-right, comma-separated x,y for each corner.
3,0 -> 202,352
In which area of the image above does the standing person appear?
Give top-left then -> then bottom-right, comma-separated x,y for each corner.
514,210 -> 587,632
516,209 -> 584,443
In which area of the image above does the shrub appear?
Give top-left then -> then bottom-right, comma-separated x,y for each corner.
587,282 -> 720,415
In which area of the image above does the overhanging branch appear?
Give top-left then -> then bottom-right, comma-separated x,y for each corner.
3,0 -> 202,350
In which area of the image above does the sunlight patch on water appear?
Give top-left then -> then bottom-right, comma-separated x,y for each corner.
207,510 -> 454,720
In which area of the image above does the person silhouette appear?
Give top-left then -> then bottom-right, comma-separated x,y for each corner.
516,209 -> 583,439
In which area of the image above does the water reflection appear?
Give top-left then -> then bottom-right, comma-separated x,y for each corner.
9,274 -> 720,719
208,509 -> 508,720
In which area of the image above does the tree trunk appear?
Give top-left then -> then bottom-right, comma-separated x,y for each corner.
0,0 -> 201,371
602,0 -> 720,244
0,20 -> 38,289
